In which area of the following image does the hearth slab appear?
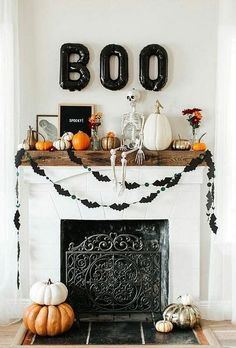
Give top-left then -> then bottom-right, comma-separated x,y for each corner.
89,322 -> 142,345
32,321 -> 199,345
143,322 -> 198,345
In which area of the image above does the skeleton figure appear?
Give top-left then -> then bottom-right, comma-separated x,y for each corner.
110,88 -> 145,194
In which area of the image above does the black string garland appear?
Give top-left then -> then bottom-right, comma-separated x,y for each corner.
14,148 -> 218,289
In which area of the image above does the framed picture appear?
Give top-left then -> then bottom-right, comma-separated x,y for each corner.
36,115 -> 58,141
59,104 -> 94,137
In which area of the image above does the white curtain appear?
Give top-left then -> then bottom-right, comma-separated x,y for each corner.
0,0 -> 21,324
208,0 -> 236,322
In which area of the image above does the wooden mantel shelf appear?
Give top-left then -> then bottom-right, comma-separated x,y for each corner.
21,150 -> 206,167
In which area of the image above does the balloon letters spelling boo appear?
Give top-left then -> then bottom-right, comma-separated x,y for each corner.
139,44 -> 168,91
60,43 -> 168,91
60,43 -> 90,91
100,44 -> 128,91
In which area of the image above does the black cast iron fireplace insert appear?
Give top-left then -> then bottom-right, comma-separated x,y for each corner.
33,220 -> 199,345
61,219 -> 169,320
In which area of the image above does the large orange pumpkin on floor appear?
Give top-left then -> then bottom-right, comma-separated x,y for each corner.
23,303 -> 75,336
72,131 -> 90,150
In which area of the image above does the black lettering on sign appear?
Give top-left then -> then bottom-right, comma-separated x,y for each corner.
60,43 -> 90,91
100,44 -> 128,90
139,44 -> 168,91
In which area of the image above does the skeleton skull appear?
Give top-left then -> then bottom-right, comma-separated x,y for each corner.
126,88 -> 140,104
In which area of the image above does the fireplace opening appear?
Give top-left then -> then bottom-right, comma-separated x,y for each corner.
61,219 -> 169,320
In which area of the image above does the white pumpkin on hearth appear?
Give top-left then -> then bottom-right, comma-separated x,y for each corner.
179,294 -> 193,305
143,100 -> 172,150
30,279 -> 68,305
155,320 -> 173,333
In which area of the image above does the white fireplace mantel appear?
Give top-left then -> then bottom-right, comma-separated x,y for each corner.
19,165 -> 205,306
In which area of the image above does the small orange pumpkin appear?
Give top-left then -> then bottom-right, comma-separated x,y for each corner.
23,303 -> 75,336
35,140 -> 53,151
192,132 -> 207,151
72,131 -> 90,150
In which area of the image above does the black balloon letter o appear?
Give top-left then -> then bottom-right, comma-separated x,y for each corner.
139,44 -> 168,91
100,44 -> 128,90
60,43 -> 90,91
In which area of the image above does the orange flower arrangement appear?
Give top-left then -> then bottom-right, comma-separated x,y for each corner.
182,108 -> 203,139
88,112 -> 103,150
88,112 -> 102,129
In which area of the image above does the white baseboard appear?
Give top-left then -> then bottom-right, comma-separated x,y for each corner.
198,300 -> 232,320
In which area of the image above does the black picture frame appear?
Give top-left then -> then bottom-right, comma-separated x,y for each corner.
59,104 -> 94,136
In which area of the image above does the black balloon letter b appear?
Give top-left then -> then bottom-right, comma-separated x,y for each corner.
60,43 -> 90,91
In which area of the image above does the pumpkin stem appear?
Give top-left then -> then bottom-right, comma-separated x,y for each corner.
178,134 -> 181,140
199,132 -> 206,143
47,278 -> 53,285
155,99 -> 163,114
34,130 -> 45,141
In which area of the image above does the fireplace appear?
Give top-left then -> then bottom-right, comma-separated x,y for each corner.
22,165 -> 203,311
20,164 -> 204,344
61,219 -> 169,319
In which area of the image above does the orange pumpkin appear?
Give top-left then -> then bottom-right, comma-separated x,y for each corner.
192,132 -> 207,151
23,303 -> 75,336
72,131 -> 90,150
35,140 -> 53,151
192,143 -> 207,151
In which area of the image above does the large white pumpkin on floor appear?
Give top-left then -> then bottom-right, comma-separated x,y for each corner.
30,279 -> 68,305
143,100 -> 172,150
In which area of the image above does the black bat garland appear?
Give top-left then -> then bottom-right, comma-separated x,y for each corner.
110,203 -> 130,211
166,173 -> 182,188
15,148 -> 25,168
29,158 -> 46,177
80,199 -> 101,208
209,214 -> 218,234
14,149 -> 218,288
92,171 -> 111,182
125,181 -> 141,189
54,184 -> 71,197
14,209 -> 20,230
153,177 -> 172,187
67,149 -> 189,190
140,192 -> 158,204
67,149 -> 82,165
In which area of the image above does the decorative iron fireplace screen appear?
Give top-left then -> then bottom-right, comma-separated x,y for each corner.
61,220 -> 169,317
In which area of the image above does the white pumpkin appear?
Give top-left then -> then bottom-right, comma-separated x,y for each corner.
30,279 -> 68,305
155,320 -> 173,333
53,138 -> 71,150
17,142 -> 30,151
143,100 -> 172,150
62,132 -> 74,141
179,294 -> 193,305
